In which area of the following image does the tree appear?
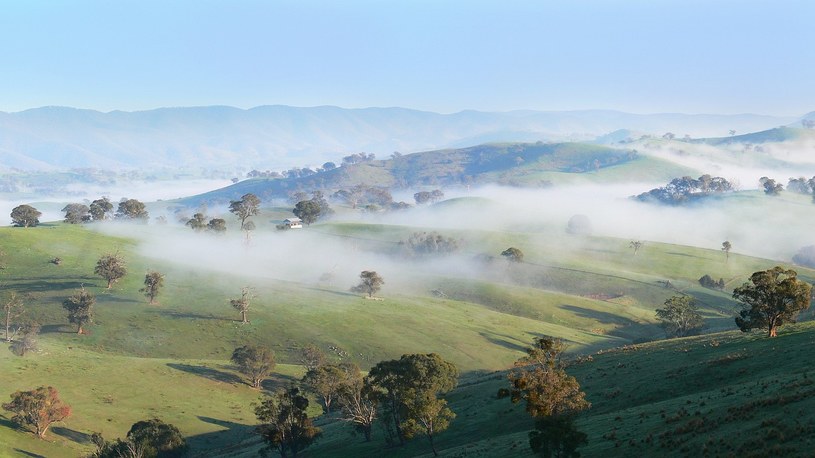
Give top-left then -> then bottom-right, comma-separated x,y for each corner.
89,197 -> 113,221
10,204 -> 41,227
293,199 -> 321,226
302,363 -> 355,414
63,287 -> 95,334
528,415 -> 587,458
3,291 -> 24,342
231,345 -> 276,388
722,240 -> 732,262
508,337 -> 590,457
629,240 -> 643,255
91,418 -> 187,458
127,419 -> 187,458
401,393 -> 455,457
229,193 -> 261,230
3,386 -> 71,438
230,286 -> 254,323
367,353 -> 458,450
501,247 -> 524,263
62,203 -> 90,224
207,218 -> 227,233
351,271 -> 384,298
116,198 -> 149,220
140,271 -> 165,305
255,386 -> 322,458
186,213 -> 207,231
759,176 -> 783,195
733,266 -> 812,337
95,252 -> 127,289
337,367 -> 378,442
299,344 -> 327,372
655,295 -> 704,337
10,323 -> 40,357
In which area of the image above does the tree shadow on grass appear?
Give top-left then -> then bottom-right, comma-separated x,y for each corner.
186,416 -> 259,456
166,363 -> 242,385
478,332 -> 528,353
39,324 -> 73,334
259,373 -> 301,393
51,426 -> 92,444
13,450 -> 45,458
0,280 -> 99,292
0,415 -> 24,433
149,310 -> 229,321
304,286 -> 359,298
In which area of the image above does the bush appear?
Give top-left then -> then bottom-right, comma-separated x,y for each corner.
699,274 -> 724,290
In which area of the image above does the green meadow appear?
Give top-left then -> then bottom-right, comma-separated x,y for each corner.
0,194 -> 813,457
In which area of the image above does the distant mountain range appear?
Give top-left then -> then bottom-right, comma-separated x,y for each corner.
0,105 -> 800,171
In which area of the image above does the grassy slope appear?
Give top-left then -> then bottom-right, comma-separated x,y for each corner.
0,212 -> 812,456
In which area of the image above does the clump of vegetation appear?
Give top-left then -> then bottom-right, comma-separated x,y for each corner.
635,174 -> 733,205
140,271 -> 165,304
95,252 -> 127,289
229,193 -> 260,230
400,231 -> 459,257
759,177 -> 783,195
351,271 -> 384,298
734,266 -> 811,337
367,353 -> 458,455
62,203 -> 90,224
699,274 -> 725,290
63,287 -> 95,334
255,387 -> 322,458
501,247 -> 524,263
91,418 -> 187,458
116,198 -> 149,220
655,295 -> 704,337
231,344 -> 275,388
10,204 -> 41,227
414,189 -> 444,205
507,337 -> 590,457
3,386 -> 71,438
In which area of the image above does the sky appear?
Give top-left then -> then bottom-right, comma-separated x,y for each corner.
1,0 -> 813,115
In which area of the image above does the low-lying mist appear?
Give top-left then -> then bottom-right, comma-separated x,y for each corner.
93,178 -> 815,297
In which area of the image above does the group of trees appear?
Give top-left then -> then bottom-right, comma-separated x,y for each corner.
90,418 -> 187,458
185,212 -> 227,233
400,232 -> 459,257
635,174 -> 733,205
331,185 -> 410,212
655,266 -> 812,339
245,344 -> 458,457
413,189 -> 444,205
293,191 -> 333,225
10,197 -> 152,228
759,176 -> 784,195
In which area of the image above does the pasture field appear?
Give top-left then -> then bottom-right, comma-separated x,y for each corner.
0,208 -> 812,457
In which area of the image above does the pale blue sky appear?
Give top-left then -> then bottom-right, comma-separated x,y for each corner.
1,0 -> 812,115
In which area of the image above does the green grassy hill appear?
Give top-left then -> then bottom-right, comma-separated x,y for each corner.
0,216 -> 812,457
181,142 -> 647,206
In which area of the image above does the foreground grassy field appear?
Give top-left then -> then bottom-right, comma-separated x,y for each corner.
0,214 -> 812,456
